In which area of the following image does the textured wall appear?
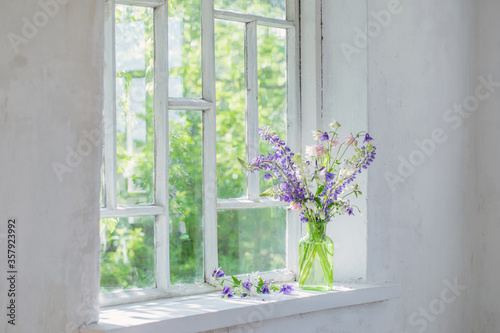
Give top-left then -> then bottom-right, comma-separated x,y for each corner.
318,0 -> 477,332
474,1 -> 500,332
1,0 -> 496,332
0,0 -> 103,332
343,0 -> 476,332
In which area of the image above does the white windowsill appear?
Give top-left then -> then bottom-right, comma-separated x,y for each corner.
80,283 -> 400,333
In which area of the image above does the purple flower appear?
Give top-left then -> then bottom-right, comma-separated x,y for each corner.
259,126 -> 275,141
279,284 -> 294,295
325,172 -> 335,182
242,280 -> 252,291
222,286 -> 234,298
212,268 -> 225,278
241,293 -> 248,298
260,283 -> 270,294
245,126 -> 375,222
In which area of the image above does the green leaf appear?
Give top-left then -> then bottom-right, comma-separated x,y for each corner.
316,185 -> 325,196
257,277 -> 264,290
100,218 -> 118,234
237,157 -> 260,173
231,276 -> 241,286
259,186 -> 278,198
314,197 -> 321,206
237,157 -> 248,169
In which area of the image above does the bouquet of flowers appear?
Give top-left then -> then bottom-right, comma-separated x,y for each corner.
239,120 -> 376,222
238,120 -> 376,289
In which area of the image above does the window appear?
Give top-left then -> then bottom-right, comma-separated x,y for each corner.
100,0 -> 300,305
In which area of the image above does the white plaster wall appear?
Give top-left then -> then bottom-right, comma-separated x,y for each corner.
473,0 -> 500,332
0,0 -> 103,332
205,301 -> 398,333
322,0 -> 369,284
0,0 -> 494,332
357,0 -> 475,332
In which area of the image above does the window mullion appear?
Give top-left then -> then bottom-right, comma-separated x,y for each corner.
115,0 -> 165,7
100,205 -> 165,218
245,21 -> 260,199
103,0 -> 118,210
153,3 -> 170,291
201,0 -> 218,283
214,9 -> 294,28
217,198 -> 288,210
286,0 -> 301,275
168,97 -> 214,110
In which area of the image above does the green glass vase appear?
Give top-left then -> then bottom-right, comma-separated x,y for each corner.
298,221 -> 334,291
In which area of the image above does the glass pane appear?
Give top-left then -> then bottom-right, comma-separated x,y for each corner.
168,0 -> 202,97
258,27 -> 287,192
100,216 -> 155,292
169,111 -> 204,284
218,207 -> 286,275
215,20 -> 247,199
115,6 -> 154,205
215,0 -> 286,20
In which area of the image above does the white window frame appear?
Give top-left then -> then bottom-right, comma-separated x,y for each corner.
101,0 -> 301,307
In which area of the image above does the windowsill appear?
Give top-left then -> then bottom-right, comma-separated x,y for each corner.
80,283 -> 400,333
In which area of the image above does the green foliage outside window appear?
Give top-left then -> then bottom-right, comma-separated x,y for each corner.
100,1 -> 289,293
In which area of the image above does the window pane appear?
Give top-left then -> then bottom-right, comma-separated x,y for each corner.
258,27 -> 287,192
218,207 -> 286,275
100,216 -> 155,292
115,6 -> 154,205
169,111 -> 204,284
215,20 -> 247,199
215,0 -> 286,20
168,0 -> 202,97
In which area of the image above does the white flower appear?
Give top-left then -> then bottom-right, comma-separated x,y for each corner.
337,205 -> 347,215
329,120 -> 341,130
295,169 -> 305,183
339,161 -> 356,177
250,286 -> 259,296
305,145 -> 315,156
340,185 -> 354,196
317,169 -> 326,182
307,181 -> 317,195
312,130 -> 322,141
305,200 -> 316,210
339,168 -> 354,178
305,145 -> 325,156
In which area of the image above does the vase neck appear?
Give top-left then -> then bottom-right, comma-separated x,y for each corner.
306,221 -> 328,236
